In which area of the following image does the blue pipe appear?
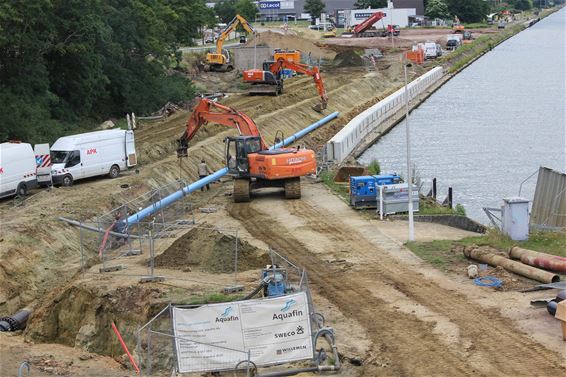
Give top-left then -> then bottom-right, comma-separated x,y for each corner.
272,111 -> 339,150
127,168 -> 229,224
127,112 -> 340,224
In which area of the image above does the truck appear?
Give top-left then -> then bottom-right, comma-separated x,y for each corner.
50,129 -> 137,186
0,142 -> 38,199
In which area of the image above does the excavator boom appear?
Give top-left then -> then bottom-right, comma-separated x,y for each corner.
243,57 -> 328,112
177,98 -> 267,157
206,14 -> 254,71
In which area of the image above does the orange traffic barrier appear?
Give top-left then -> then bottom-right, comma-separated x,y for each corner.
406,49 -> 424,64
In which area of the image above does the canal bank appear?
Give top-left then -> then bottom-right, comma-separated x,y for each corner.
345,7 -> 563,162
358,7 -> 566,222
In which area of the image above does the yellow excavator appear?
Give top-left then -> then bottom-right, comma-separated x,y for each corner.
206,14 -> 254,72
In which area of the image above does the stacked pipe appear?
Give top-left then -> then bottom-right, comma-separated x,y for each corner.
509,246 -> 566,273
463,247 -> 560,284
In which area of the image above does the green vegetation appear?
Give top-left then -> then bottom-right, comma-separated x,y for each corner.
354,0 -> 387,9
167,290 -> 245,305
367,159 -> 381,175
406,239 -> 466,271
320,171 -> 349,201
214,0 -> 258,23
304,0 -> 325,20
407,230 -> 566,271
418,197 -> 466,216
0,0 -> 215,144
426,0 -> 451,19
446,0 -> 490,23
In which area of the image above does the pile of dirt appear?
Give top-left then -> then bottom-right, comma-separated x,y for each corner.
247,31 -> 335,60
155,226 -> 269,273
333,50 -> 365,67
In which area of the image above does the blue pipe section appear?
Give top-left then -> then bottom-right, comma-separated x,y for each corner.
272,111 -> 339,150
127,111 -> 340,225
127,168 -> 229,224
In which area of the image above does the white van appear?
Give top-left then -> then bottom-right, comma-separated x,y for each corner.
424,42 -> 441,60
50,129 -> 137,186
0,142 -> 38,198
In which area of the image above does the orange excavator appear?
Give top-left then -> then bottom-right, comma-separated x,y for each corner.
177,98 -> 316,202
242,57 -> 328,112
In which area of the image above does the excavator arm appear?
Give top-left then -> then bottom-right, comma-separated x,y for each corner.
215,14 -> 255,56
270,58 -> 328,111
177,98 -> 267,157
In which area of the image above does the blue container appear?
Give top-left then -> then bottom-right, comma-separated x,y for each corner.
350,174 -> 401,208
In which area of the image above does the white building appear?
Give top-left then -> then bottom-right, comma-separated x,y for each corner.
344,7 -> 416,29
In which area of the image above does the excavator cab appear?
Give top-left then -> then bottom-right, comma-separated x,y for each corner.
225,136 -> 262,176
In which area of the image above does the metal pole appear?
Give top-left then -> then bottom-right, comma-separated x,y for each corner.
234,230 -> 239,286
79,219 -> 85,271
149,230 -> 155,277
404,63 -> 414,241
432,178 -> 437,200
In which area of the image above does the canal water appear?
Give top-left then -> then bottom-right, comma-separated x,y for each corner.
359,8 -> 566,223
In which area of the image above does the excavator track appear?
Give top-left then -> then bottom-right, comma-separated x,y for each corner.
284,178 -> 301,199
233,178 -> 251,202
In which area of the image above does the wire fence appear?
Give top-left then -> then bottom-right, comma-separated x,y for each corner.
134,249 -> 320,376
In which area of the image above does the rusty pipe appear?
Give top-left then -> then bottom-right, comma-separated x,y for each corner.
463,248 -> 560,284
509,246 -> 566,273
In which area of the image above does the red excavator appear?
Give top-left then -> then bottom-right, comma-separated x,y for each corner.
177,98 -> 316,202
242,58 -> 328,112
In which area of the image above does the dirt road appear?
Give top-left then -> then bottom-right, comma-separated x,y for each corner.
228,183 -> 565,376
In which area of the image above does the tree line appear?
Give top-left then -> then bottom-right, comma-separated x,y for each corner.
0,0 -> 257,144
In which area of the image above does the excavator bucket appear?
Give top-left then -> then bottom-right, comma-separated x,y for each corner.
312,102 -> 327,113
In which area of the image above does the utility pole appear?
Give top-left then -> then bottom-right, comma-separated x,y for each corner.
403,62 -> 414,241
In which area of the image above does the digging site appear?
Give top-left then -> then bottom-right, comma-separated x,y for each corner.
1,24 -> 565,377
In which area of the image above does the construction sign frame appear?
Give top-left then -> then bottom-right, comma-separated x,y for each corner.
136,249 -> 340,377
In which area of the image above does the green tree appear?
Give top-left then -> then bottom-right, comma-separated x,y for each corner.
446,0 -> 489,23
511,0 -> 533,10
215,0 -> 237,23
304,0 -> 326,20
235,0 -> 258,21
0,0 -> 211,144
426,0 -> 450,19
354,0 -> 387,8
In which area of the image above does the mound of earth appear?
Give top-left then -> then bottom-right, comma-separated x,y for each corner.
155,226 -> 269,273
333,50 -> 364,67
247,31 -> 335,60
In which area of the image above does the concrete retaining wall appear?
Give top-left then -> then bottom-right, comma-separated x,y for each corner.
232,46 -> 271,71
326,67 -> 444,163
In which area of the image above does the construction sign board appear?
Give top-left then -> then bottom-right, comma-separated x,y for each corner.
34,143 -> 52,184
172,292 -> 313,373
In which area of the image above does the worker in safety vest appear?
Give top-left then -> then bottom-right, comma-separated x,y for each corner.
198,159 -> 213,191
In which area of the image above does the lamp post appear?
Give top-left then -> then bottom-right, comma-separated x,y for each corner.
403,62 -> 414,241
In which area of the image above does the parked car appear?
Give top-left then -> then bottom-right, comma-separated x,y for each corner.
309,23 -> 334,31
50,129 -> 137,186
498,20 -> 506,29
446,35 -> 462,50
0,142 -> 38,198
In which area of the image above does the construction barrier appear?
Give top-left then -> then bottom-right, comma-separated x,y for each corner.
326,67 -> 443,163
